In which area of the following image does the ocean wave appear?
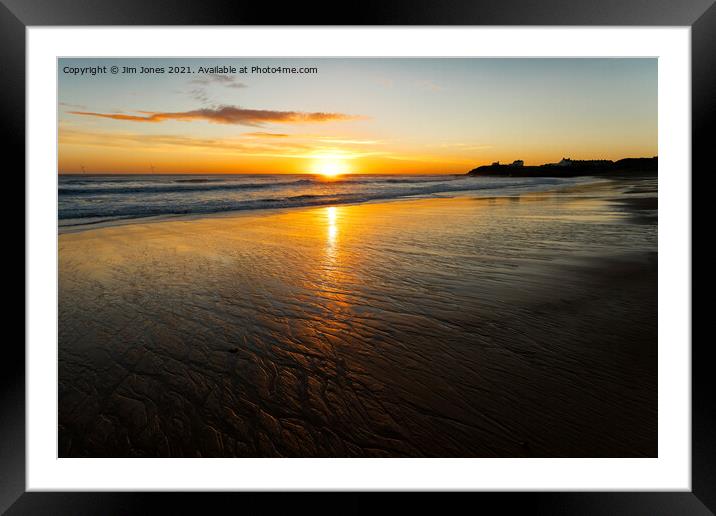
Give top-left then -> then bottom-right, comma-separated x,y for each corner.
57,176 -> 462,196
58,178 -> 316,196
58,175 -> 588,223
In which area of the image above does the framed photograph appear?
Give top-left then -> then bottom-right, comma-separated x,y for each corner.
7,0 -> 709,512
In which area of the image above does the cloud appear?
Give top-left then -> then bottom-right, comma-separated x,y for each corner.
59,101 -> 87,109
59,128 -> 311,155
59,128 -> 386,161
434,142 -> 493,151
183,74 -> 247,105
313,136 -> 384,145
187,88 -> 210,104
415,79 -> 443,92
242,133 -> 384,145
375,77 -> 394,89
243,132 -> 290,138
189,74 -> 248,89
69,106 -> 363,126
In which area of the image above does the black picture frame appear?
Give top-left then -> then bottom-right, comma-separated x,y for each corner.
5,0 -> 709,513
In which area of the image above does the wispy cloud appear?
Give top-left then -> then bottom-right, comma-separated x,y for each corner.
182,75 -> 248,105
59,101 -> 87,110
375,77 -> 394,89
415,79 -> 443,92
243,132 -> 290,138
434,142 -> 493,151
189,74 -> 247,89
313,136 -> 384,146
187,88 -> 211,104
59,128 -> 311,156
69,105 -> 364,126
59,128 -> 384,160
245,133 -> 384,145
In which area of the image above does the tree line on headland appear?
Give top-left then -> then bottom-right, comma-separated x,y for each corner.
467,157 -> 657,177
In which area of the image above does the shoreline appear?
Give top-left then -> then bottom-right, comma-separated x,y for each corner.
58,176 -> 618,235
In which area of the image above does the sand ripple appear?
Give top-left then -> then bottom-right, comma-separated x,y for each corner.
59,180 -> 657,457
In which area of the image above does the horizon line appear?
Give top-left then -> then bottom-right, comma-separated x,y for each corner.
58,155 -> 658,176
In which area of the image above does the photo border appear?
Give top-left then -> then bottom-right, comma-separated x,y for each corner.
5,0 -> 710,513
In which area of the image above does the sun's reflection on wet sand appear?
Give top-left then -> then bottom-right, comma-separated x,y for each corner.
326,206 -> 338,244
58,186 -> 658,457
320,205 -> 349,314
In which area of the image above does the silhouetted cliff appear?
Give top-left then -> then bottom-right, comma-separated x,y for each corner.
467,157 -> 657,178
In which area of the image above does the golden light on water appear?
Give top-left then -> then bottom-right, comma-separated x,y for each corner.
326,206 -> 338,243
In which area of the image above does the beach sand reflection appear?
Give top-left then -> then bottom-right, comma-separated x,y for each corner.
58,182 -> 657,458
326,206 -> 339,248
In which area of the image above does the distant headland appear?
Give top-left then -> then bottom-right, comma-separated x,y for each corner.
467,156 -> 657,178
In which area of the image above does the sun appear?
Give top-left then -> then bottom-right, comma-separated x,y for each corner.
314,158 -> 348,178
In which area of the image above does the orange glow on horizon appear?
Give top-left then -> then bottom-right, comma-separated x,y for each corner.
58,58 -> 657,175
312,155 -> 350,178
56,126 -> 658,176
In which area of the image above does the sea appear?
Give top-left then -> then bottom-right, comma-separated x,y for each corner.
58,173 -> 594,229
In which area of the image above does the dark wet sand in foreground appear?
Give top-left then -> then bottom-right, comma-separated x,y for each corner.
59,178 -> 657,457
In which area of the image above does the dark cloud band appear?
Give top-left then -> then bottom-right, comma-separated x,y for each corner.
69,106 -> 361,126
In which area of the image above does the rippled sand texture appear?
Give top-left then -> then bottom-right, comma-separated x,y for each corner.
59,179 -> 657,457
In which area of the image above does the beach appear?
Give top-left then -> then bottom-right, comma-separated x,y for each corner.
58,178 -> 657,457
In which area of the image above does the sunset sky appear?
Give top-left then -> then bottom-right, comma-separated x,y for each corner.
58,58 -> 657,175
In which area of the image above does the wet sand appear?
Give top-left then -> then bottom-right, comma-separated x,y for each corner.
58,178 -> 657,457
